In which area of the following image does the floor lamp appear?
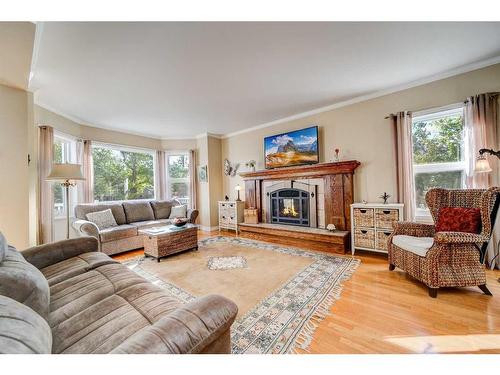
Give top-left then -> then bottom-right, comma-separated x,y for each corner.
47,163 -> 85,239
474,149 -> 500,283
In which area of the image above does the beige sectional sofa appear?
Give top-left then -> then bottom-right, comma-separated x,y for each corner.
0,232 -> 237,354
73,199 -> 198,255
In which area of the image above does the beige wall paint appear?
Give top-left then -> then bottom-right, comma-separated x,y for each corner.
196,135 -> 211,228
0,84 -> 30,248
34,105 -> 162,149
207,136 -> 223,226
161,138 -> 197,151
222,64 -> 500,205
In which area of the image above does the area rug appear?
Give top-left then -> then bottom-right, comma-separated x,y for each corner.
123,236 -> 359,354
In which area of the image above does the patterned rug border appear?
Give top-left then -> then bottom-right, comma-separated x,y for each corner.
122,236 -> 360,354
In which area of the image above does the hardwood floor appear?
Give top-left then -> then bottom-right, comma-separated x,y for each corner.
113,230 -> 500,354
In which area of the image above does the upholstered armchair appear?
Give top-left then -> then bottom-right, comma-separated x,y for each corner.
388,187 -> 500,298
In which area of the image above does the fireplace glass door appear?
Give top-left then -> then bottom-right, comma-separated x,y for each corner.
270,188 -> 309,226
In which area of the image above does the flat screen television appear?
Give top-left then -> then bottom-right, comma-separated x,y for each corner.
264,125 -> 319,169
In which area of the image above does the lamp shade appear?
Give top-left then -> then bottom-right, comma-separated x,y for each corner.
234,184 -> 242,191
474,156 -> 493,174
47,163 -> 85,181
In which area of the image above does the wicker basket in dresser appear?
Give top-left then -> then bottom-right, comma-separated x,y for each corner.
350,203 -> 404,255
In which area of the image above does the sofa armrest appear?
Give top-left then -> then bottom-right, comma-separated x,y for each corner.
21,237 -> 99,270
393,221 -> 435,237
110,294 -> 238,354
187,209 -> 199,224
73,219 -> 100,239
434,231 -> 489,244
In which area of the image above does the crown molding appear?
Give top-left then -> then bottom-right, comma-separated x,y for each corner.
222,55 -> 500,139
34,101 -> 164,140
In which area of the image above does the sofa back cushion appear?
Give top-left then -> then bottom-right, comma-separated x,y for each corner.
0,231 -> 6,263
436,207 -> 482,234
0,295 -> 52,354
150,199 -> 180,219
75,203 -> 127,225
0,234 -> 50,321
123,201 -> 155,223
86,208 -> 118,230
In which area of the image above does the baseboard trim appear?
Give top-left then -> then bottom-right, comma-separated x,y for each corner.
198,225 -> 219,232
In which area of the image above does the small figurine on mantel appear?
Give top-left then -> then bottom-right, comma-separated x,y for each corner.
379,192 -> 391,204
224,195 -> 229,201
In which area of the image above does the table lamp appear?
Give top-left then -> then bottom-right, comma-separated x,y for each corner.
235,184 -> 242,201
47,163 -> 85,239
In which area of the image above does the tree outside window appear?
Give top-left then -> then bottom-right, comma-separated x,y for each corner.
167,153 -> 190,206
412,106 -> 466,217
92,145 -> 154,202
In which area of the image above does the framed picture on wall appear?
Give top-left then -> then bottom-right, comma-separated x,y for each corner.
198,165 -> 208,182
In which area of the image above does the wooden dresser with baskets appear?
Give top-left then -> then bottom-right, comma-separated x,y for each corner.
350,203 -> 404,254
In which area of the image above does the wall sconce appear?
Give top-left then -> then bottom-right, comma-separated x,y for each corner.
475,148 -> 500,174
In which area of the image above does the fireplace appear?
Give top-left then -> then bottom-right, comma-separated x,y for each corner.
270,188 -> 310,226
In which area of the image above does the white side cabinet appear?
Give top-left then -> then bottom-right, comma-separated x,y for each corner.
218,201 -> 245,233
350,203 -> 404,255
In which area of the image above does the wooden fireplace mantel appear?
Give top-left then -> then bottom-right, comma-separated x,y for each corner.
240,161 -> 361,246
239,160 -> 360,180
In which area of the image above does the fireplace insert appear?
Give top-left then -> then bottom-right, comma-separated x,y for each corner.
270,188 -> 309,226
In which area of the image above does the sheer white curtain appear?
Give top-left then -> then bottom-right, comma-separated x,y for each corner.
38,126 -> 54,244
465,93 -> 500,269
189,149 -> 197,210
155,150 -> 167,200
82,140 -> 94,203
393,111 -> 415,221
464,93 -> 499,188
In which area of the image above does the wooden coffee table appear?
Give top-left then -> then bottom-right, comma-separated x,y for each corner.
139,224 -> 198,262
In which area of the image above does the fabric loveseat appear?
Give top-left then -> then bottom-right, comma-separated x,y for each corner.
0,232 -> 237,354
73,199 -> 198,255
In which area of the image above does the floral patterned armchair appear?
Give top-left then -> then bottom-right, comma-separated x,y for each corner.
388,187 -> 500,298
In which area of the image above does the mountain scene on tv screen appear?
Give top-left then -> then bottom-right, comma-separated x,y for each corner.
265,127 -> 318,168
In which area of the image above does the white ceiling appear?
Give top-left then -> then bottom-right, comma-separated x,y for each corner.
31,22 -> 500,139
0,22 -> 35,90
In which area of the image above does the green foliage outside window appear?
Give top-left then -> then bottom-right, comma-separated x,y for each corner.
412,115 -> 463,164
412,113 -> 465,209
93,147 -> 154,201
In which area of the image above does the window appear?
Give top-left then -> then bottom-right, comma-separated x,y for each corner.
53,134 -> 78,218
166,152 -> 190,206
92,144 -> 155,202
412,105 -> 466,218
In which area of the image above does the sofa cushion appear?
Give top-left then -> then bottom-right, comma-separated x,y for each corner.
99,224 -> 138,243
40,252 -> 118,286
436,207 -> 482,234
150,200 -> 179,219
169,205 -> 188,219
392,235 -> 434,257
123,201 -> 155,223
49,265 -> 183,354
130,219 -> 173,229
75,203 -> 127,225
86,208 -> 118,230
0,245 -> 50,321
0,295 -> 52,354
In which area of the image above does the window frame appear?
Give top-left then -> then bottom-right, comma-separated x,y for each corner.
165,150 -> 191,207
91,142 -> 156,202
53,132 -> 78,219
411,103 -> 466,221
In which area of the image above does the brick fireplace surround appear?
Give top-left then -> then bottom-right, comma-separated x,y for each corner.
239,161 -> 360,254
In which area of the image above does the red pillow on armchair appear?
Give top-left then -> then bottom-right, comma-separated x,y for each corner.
435,207 -> 482,234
